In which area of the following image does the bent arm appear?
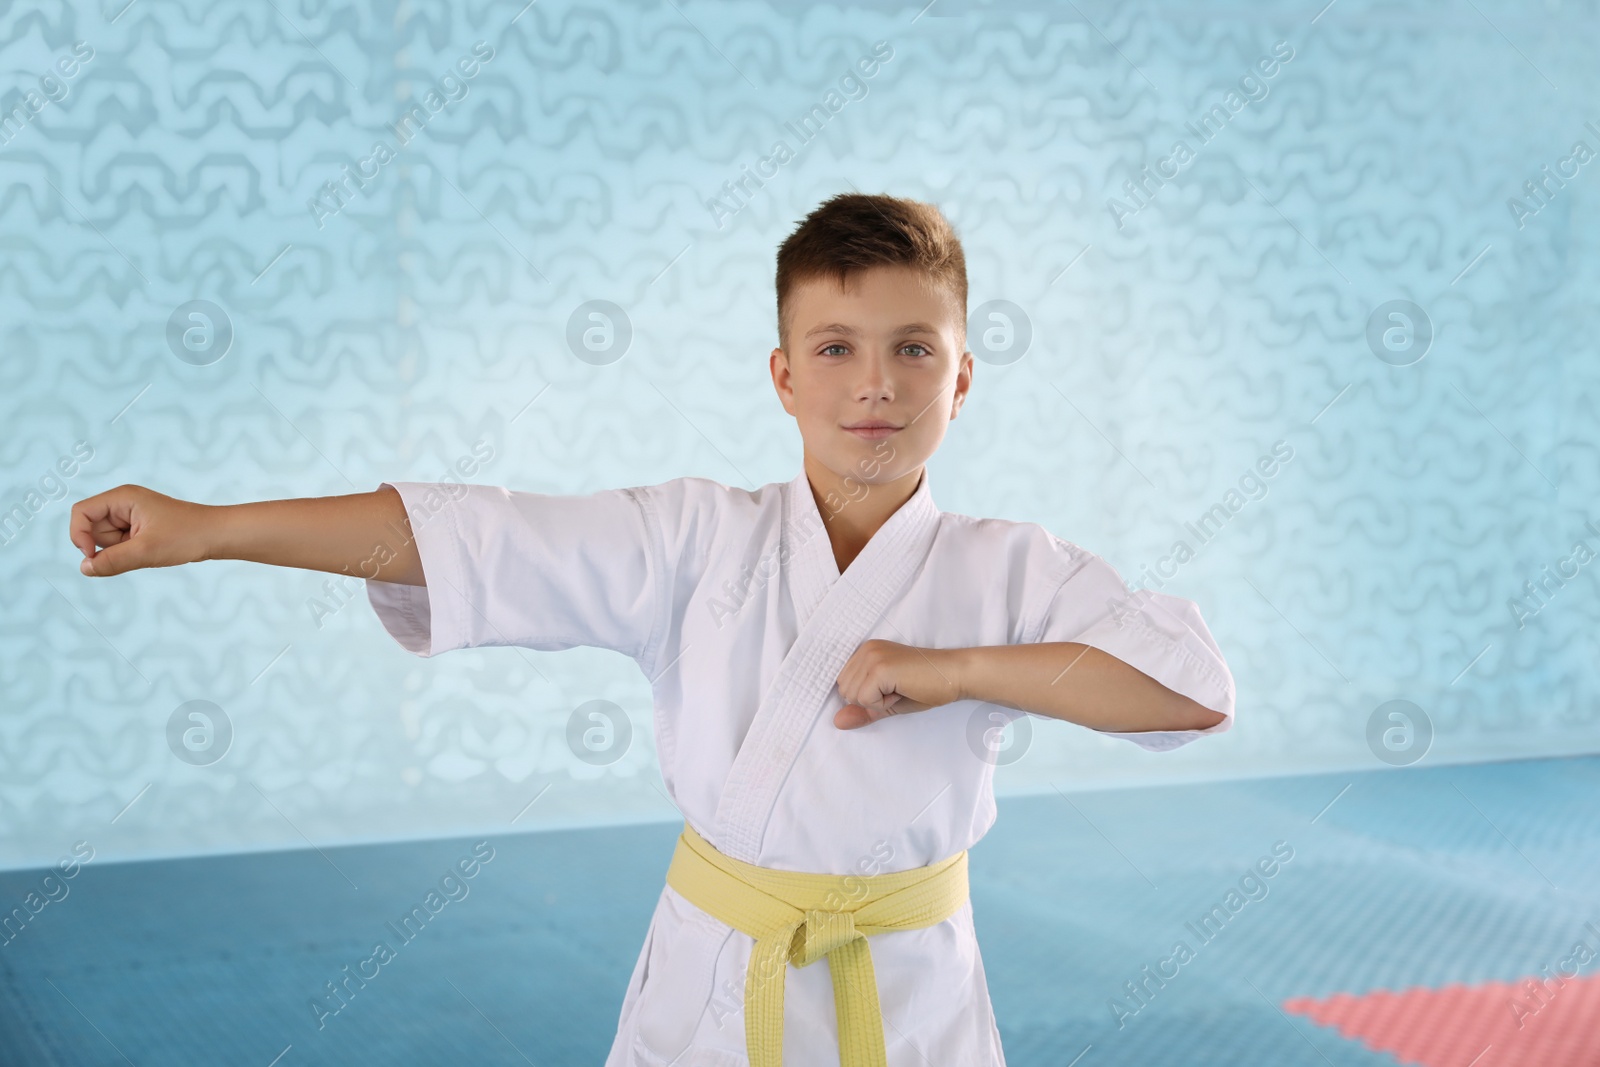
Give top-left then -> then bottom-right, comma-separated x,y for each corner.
952,642 -> 1227,733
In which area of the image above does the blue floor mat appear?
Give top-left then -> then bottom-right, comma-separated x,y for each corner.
2,754 -> 1596,1066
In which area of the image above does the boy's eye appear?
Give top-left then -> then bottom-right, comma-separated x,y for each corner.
818,343 -> 933,357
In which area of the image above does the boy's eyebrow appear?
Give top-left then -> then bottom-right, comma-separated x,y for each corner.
803,322 -> 942,339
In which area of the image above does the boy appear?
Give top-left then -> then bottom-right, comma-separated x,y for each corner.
69,193 -> 1233,1066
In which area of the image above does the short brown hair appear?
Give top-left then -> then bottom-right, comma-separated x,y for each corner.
775,192 -> 967,352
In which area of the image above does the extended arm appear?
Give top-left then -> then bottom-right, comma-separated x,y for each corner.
69,483 -> 423,585
833,639 -> 1227,732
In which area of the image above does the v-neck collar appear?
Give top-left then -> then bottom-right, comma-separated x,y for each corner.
782,466 -> 938,630
713,465 -> 946,862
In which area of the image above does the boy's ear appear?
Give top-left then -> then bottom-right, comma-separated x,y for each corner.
951,350 -> 974,418
770,348 -> 796,415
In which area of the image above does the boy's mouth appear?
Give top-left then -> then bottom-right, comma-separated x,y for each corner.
842,420 -> 901,440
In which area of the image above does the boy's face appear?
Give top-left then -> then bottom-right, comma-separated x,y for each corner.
771,264 -> 972,486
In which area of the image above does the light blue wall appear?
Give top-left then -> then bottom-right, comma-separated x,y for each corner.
2,1 -> 1596,869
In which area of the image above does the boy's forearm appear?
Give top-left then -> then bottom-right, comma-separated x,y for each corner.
949,642 -> 1226,733
205,486 -> 424,586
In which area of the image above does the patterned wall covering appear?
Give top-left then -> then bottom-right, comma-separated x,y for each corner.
2,0 -> 1596,869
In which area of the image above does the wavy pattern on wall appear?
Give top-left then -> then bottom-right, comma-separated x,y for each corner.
1,0 -> 1596,868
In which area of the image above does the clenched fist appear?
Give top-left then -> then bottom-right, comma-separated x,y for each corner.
833,639 -> 967,730
69,485 -> 211,577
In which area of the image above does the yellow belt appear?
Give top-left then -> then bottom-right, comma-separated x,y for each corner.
664,822 -> 969,1067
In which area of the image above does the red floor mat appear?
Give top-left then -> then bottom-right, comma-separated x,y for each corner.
1284,971 -> 1600,1066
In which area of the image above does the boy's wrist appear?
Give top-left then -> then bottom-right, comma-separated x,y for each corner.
942,646 -> 977,704
195,501 -> 234,563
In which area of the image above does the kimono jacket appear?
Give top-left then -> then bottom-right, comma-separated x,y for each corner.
365,468 -> 1236,1066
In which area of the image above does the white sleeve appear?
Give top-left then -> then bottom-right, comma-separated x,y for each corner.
1026,540 -> 1235,752
363,480 -> 667,669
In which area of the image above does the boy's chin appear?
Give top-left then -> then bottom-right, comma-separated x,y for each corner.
820,445 -> 908,474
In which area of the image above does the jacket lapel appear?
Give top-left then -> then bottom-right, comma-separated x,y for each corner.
784,470 -> 836,634
711,468 -> 942,864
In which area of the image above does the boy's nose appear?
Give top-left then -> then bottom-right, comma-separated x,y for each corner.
855,360 -> 894,401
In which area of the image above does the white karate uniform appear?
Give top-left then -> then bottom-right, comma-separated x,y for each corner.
365,469 -> 1235,1066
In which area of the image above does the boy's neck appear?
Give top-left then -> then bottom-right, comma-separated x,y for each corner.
802,451 -> 925,574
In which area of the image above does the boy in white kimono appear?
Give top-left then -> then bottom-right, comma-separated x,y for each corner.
68,193 -> 1234,1066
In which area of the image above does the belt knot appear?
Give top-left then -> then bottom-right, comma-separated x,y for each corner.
791,908 -> 858,966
